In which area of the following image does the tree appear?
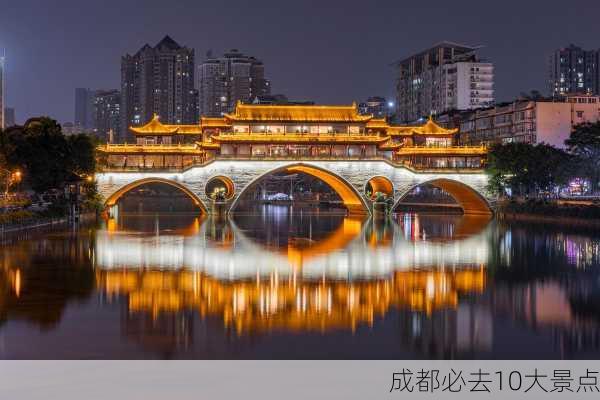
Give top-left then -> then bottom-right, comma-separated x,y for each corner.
0,117 -> 97,193
486,142 -> 574,197
565,122 -> 600,193
67,133 -> 96,176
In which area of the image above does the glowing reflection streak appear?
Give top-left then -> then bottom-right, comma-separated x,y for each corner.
94,219 -> 489,280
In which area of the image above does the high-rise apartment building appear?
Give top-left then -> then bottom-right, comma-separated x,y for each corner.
4,107 -> 15,127
0,53 -> 5,130
548,44 -> 599,97
198,49 -> 270,117
74,88 -> 95,131
357,96 -> 391,119
394,42 -> 494,122
94,90 -> 121,143
121,36 -> 197,142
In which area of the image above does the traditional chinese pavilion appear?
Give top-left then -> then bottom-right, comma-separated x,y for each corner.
101,102 -> 486,170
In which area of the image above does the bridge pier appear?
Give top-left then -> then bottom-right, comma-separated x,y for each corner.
211,201 -> 230,218
107,204 -> 119,219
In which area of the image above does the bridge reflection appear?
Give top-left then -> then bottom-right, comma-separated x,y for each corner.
93,215 -> 490,334
97,268 -> 485,334
95,214 -> 491,279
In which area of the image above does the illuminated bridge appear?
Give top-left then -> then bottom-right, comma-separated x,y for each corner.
96,103 -> 493,216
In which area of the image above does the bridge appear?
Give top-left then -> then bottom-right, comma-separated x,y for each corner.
95,103 -> 494,216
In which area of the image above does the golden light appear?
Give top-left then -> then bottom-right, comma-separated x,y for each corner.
96,268 -> 486,334
285,165 -> 367,215
14,269 -> 21,297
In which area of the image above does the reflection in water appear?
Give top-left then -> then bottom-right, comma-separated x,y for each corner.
94,214 -> 490,279
1,213 -> 600,359
97,268 -> 485,334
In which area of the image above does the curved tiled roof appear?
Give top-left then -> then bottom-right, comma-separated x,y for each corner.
223,102 -> 372,122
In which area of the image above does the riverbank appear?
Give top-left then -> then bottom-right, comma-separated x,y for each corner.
0,212 -> 97,235
496,199 -> 600,228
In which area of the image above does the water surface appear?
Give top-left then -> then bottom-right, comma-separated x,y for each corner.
1,210 -> 599,359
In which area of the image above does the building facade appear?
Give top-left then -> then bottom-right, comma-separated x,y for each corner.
74,88 -> 96,131
0,53 -> 5,130
198,49 -> 271,117
357,96 -> 390,119
4,107 -> 15,127
452,94 -> 600,148
394,42 -> 494,123
121,36 -> 197,143
549,44 -> 599,97
62,122 -> 85,135
94,90 -> 121,143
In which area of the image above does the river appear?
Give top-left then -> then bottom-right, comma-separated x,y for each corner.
1,209 -> 599,359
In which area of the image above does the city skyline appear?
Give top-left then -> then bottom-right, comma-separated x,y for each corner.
0,0 -> 600,125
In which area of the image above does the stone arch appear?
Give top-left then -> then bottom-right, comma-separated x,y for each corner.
104,177 -> 207,213
365,175 -> 394,198
394,178 -> 492,216
229,163 -> 369,215
205,175 -> 235,199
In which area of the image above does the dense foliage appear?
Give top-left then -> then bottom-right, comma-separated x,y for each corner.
486,142 -> 575,196
565,121 -> 600,193
0,117 -> 96,192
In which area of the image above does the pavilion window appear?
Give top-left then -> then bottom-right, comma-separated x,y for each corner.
332,145 -> 346,157
271,145 -> 287,157
425,137 -> 451,147
233,125 -> 249,133
316,146 -> 331,157
290,145 -> 310,157
251,125 -> 267,133
348,126 -> 360,134
348,145 -> 361,157
286,125 -> 302,134
269,125 -> 284,134
251,145 -> 266,157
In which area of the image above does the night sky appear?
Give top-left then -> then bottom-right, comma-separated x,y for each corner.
1,0 -> 599,124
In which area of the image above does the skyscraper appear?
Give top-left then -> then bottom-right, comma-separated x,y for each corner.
358,96 -> 391,119
548,44 -> 599,96
4,107 -> 15,127
394,42 -> 494,122
121,35 -> 197,143
198,49 -> 270,117
94,90 -> 121,143
0,52 -> 5,130
74,88 -> 95,131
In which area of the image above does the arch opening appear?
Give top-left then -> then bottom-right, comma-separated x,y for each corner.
205,176 -> 235,200
230,163 -> 369,215
394,178 -> 492,216
365,176 -> 394,199
104,178 -> 207,214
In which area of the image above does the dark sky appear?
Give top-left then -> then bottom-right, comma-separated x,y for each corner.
1,0 -> 599,124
